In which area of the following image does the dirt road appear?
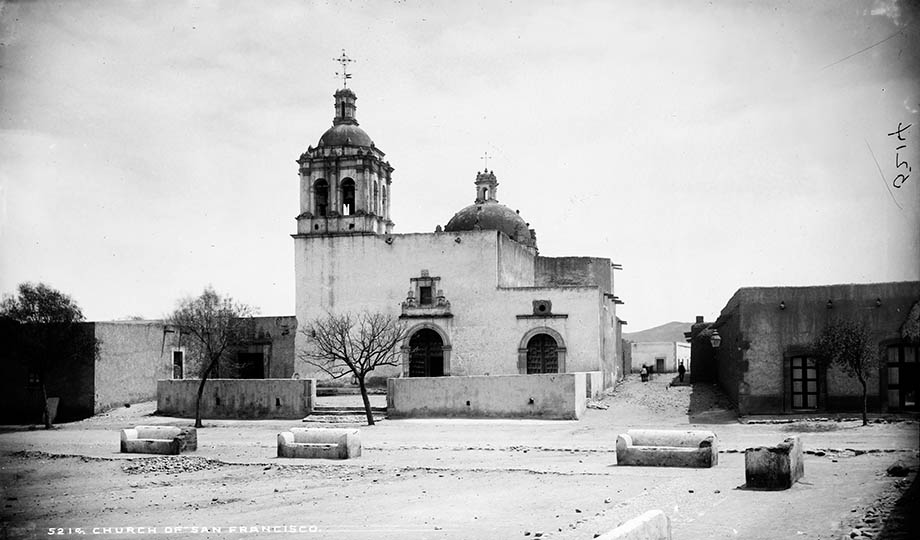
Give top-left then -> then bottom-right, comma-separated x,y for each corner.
1,378 -> 917,540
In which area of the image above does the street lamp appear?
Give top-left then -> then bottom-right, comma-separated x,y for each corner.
709,330 -> 722,348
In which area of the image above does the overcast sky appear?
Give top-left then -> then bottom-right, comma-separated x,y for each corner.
1,0 -> 918,331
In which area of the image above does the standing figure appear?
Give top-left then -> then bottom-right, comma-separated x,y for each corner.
640,364 -> 649,382
678,361 -> 686,383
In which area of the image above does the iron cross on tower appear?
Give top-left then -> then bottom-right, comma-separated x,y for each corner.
334,49 -> 353,87
480,151 -> 491,171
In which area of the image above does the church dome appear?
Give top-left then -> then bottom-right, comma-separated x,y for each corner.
318,124 -> 374,147
444,170 -> 537,249
444,203 -> 530,237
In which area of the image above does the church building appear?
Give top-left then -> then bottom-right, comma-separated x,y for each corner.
293,73 -> 626,392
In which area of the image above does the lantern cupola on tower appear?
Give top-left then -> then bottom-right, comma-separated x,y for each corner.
294,51 -> 394,237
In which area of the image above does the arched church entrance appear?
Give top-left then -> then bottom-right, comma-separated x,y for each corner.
408,328 -> 445,377
526,333 -> 559,374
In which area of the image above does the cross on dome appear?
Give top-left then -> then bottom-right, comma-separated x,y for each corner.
480,151 -> 492,171
334,49 -> 354,87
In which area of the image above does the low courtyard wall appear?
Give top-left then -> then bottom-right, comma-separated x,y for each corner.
157,379 -> 315,420
387,372 -> 592,420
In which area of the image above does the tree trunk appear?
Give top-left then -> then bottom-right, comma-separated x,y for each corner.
194,354 -> 219,428
860,378 -> 868,426
358,375 -> 374,426
41,381 -> 52,430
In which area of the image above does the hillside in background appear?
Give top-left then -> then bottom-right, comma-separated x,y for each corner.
622,321 -> 692,343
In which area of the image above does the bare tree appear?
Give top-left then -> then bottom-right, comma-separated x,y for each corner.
300,311 -> 408,425
167,286 -> 255,428
0,282 -> 99,428
813,319 -> 878,426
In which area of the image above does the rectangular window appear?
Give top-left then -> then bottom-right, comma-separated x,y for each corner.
419,286 -> 433,306
172,350 -> 184,380
790,356 -> 818,410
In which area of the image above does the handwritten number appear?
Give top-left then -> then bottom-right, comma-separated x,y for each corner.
887,122 -> 912,141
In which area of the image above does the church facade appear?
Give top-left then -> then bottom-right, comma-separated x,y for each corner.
293,84 -> 625,389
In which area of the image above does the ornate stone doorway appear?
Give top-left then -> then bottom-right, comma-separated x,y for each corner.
408,328 -> 445,377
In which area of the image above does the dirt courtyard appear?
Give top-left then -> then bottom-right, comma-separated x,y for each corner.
1,377 -> 917,540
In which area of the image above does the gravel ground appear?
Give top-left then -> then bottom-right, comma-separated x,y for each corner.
1,376 -> 917,540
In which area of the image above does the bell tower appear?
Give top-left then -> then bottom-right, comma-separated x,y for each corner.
294,51 -> 394,236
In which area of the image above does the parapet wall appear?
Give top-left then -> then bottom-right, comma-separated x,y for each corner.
157,379 -> 315,420
387,373 -> 590,420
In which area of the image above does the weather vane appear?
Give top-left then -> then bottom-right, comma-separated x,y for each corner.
334,49 -> 353,87
480,151 -> 491,170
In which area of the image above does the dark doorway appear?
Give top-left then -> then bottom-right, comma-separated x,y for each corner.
172,350 -> 183,379
409,329 -> 444,377
526,333 -> 558,374
236,352 -> 265,379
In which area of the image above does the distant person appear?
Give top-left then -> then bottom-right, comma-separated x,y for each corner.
640,365 -> 649,382
678,361 -> 686,382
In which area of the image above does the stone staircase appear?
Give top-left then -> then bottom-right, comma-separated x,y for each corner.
303,405 -> 387,424
304,387 -> 388,424
315,385 -> 386,397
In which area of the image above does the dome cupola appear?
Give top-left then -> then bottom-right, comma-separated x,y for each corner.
444,170 -> 537,250
317,88 -> 375,147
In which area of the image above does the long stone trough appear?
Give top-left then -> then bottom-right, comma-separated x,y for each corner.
616,429 -> 718,468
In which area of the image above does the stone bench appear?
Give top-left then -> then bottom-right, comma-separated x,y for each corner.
616,429 -> 718,468
277,428 -> 361,459
120,425 -> 197,455
744,436 -> 804,490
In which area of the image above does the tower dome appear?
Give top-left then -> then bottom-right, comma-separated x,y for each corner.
318,123 -> 374,147
444,170 -> 537,250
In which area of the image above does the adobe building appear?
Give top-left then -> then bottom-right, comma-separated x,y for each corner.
628,341 -> 690,374
170,316 -> 297,380
293,80 -> 626,392
692,281 -> 919,415
1,316 -> 297,424
0,320 -> 175,423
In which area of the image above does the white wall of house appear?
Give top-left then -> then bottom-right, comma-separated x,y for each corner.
630,341 -> 689,373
